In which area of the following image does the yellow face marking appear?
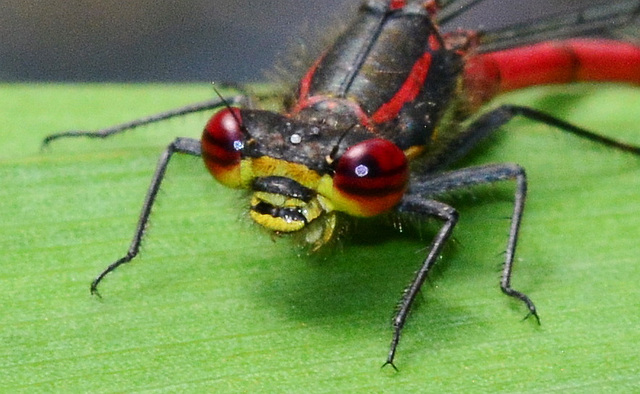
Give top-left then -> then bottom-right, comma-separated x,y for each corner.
249,192 -> 328,233
249,209 -> 306,232
248,156 -> 323,190
239,156 -> 340,249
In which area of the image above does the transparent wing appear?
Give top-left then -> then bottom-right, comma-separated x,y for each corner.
436,0 -> 639,53
436,0 -> 487,25
474,0 -> 640,53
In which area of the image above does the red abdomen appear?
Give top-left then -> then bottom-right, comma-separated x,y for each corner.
464,39 -> 640,108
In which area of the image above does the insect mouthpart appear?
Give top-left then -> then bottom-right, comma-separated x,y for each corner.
249,176 -> 327,233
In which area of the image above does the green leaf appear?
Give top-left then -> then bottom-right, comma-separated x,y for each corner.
1,83 -> 639,391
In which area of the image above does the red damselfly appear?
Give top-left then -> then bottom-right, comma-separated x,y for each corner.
44,0 -> 640,368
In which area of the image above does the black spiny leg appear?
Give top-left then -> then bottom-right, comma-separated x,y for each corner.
386,163 -> 537,368
384,198 -> 459,370
413,164 -> 537,319
41,90 -> 246,294
90,137 -> 202,296
424,104 -> 640,172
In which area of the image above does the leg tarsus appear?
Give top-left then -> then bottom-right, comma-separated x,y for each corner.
385,197 -> 459,367
381,360 -> 399,372
501,286 -> 541,324
523,311 -> 541,325
89,137 -> 201,295
90,253 -> 134,297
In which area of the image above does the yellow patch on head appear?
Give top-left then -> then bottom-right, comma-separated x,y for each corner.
250,156 -> 322,190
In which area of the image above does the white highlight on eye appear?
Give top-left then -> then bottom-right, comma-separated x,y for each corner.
233,140 -> 244,151
355,164 -> 369,177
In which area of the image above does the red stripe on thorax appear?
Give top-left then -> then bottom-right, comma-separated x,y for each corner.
289,50 -> 374,127
291,54 -> 325,114
371,51 -> 432,124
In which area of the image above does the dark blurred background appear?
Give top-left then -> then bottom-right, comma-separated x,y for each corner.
0,0 -> 617,83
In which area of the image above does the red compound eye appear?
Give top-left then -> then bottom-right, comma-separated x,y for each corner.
332,138 -> 408,217
201,108 -> 245,188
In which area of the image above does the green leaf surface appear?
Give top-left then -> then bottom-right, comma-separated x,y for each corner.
1,83 -> 639,392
